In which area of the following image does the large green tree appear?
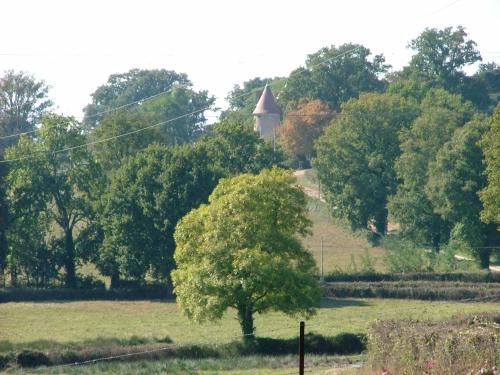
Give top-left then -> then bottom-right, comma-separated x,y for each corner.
5,114 -> 102,287
83,68 -> 191,128
172,169 -> 320,340
98,143 -> 219,286
0,70 -> 53,273
388,89 -> 476,248
314,92 -> 417,233
426,117 -> 499,268
279,43 -> 389,111
479,104 -> 500,229
399,26 -> 489,109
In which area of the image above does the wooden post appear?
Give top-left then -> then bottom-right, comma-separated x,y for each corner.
320,237 -> 324,280
299,321 -> 305,375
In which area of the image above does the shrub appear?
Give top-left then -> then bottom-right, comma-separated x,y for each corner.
382,237 -> 432,273
367,313 -> 500,374
16,350 -> 51,367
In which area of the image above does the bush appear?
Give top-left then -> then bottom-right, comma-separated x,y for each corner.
75,274 -> 106,289
367,314 -> 500,374
382,237 -> 432,273
16,350 -> 51,367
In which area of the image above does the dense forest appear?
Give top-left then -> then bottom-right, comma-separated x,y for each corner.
0,25 -> 499,288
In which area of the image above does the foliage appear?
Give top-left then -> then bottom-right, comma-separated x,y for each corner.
314,92 -> 417,232
277,99 -> 334,166
90,86 -> 214,171
388,88 -> 476,248
172,168 -> 320,339
400,26 -> 488,108
5,114 -> 102,288
0,70 -> 53,274
279,43 -> 389,111
83,68 -> 191,128
0,70 -> 53,152
202,115 -> 284,177
98,143 -> 219,284
427,116 -> 499,268
382,237 -> 432,273
224,77 -> 286,120
367,314 -> 500,374
480,104 -> 500,228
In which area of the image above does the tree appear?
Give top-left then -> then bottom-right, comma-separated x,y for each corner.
479,104 -> 500,228
98,143 -> 219,286
202,113 -> 284,176
5,114 -> 102,287
0,70 -> 53,273
172,169 -> 320,340
279,44 -> 389,111
426,117 -> 499,268
0,70 -> 53,151
277,99 -> 334,166
388,89 -> 476,248
83,68 -> 191,128
314,92 -> 417,233
224,77 -> 285,119
400,26 -> 488,109
90,84 -> 214,171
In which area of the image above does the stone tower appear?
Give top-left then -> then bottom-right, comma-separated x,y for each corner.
253,84 -> 282,139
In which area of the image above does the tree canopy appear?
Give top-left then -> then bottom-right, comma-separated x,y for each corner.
314,92 -> 417,233
172,168 -> 320,340
5,114 -> 102,287
279,43 -> 389,111
479,104 -> 500,229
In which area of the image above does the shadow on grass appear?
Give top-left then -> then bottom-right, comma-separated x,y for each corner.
0,335 -> 173,353
1,333 -> 366,369
320,298 -> 371,309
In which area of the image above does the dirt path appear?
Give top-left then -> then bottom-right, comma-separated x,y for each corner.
293,169 -> 326,202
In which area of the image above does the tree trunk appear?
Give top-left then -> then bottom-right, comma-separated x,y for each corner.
64,228 -> 76,288
374,209 -> 388,234
478,249 -> 491,270
237,303 -> 255,343
110,272 -> 121,289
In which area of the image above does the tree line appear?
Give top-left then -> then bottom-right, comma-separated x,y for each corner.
0,25 -> 499,288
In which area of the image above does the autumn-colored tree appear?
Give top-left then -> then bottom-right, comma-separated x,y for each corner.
277,100 -> 334,165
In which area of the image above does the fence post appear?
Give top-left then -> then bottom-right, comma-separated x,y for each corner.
299,321 -> 305,375
320,237 -> 324,280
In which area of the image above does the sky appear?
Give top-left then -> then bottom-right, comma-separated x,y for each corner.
1,0 -> 499,119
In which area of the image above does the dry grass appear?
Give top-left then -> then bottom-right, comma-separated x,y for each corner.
295,169 -> 386,273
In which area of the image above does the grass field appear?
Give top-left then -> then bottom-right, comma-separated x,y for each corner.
2,298 -> 498,374
295,169 -> 386,274
1,298 -> 498,354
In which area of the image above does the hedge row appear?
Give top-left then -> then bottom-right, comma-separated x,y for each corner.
324,271 -> 500,283
0,286 -> 172,303
323,281 -> 500,301
366,313 -> 500,374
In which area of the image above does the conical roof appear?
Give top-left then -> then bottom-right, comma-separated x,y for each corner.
253,84 -> 282,115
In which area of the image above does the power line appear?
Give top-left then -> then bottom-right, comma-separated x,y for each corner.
0,86 -> 183,141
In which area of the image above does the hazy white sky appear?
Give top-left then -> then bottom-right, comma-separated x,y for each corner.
1,0 -> 499,118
